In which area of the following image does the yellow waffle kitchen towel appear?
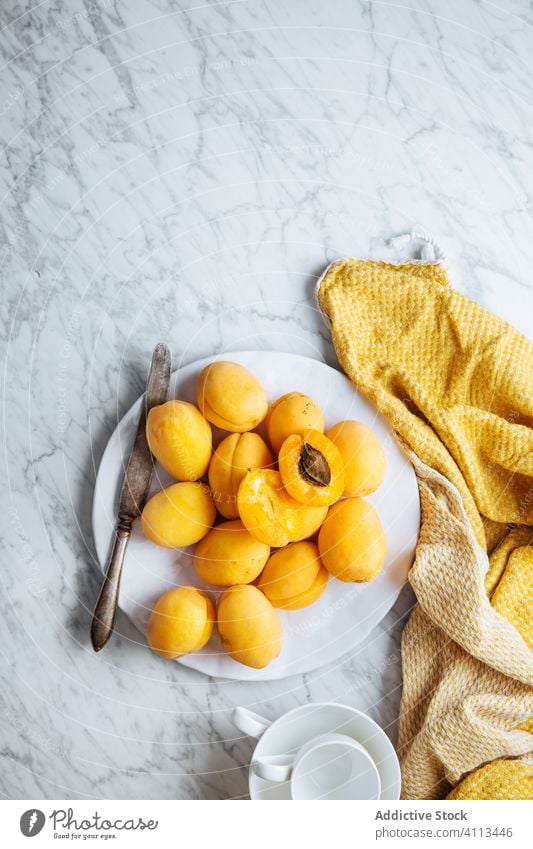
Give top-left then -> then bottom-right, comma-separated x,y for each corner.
316,255 -> 533,800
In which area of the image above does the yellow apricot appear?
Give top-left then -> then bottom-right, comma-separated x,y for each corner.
238,469 -> 327,547
146,400 -> 212,481
194,520 -> 270,586
266,392 -> 325,454
141,482 -> 215,548
146,586 -> 214,660
318,498 -> 387,582
197,361 -> 268,432
278,430 -> 344,507
278,567 -> 328,610
217,584 -> 282,669
208,432 -> 273,519
257,541 -> 329,610
326,420 -> 386,497
293,503 -> 329,541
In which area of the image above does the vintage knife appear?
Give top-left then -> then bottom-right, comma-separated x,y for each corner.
91,342 -> 171,652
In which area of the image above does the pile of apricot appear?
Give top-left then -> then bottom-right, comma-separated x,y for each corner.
142,361 -> 387,669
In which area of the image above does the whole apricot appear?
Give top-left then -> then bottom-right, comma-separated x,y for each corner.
141,482 -> 215,548
238,469 -> 327,547
257,541 -> 328,610
318,498 -> 387,582
146,586 -> 214,659
217,584 -> 282,668
326,420 -> 386,496
208,432 -> 273,519
266,392 -> 325,453
146,400 -> 212,481
194,520 -> 270,586
294,502 -> 329,541
197,361 -> 268,432
278,429 -> 344,507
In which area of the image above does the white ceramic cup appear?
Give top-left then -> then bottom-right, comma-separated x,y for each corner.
252,732 -> 381,800
233,705 -> 388,801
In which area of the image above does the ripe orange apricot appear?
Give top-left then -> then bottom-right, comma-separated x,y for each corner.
146,586 -> 214,659
265,392 -> 325,453
326,420 -> 386,497
194,519 -> 270,586
208,432 -> 273,519
146,400 -> 212,481
238,469 -> 327,547
217,584 -> 282,669
295,505 -> 329,541
141,482 -> 216,548
197,361 -> 268,432
257,541 -> 328,610
278,429 -> 344,506
318,497 -> 386,582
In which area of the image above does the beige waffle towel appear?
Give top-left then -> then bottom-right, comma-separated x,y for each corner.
316,257 -> 533,799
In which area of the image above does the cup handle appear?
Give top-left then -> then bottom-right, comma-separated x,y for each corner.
252,754 -> 293,783
232,706 -> 272,739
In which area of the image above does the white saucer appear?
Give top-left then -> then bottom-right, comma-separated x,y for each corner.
247,702 -> 401,800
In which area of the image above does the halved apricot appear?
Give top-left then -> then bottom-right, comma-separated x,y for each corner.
257,541 -> 329,610
238,469 -> 327,547
278,429 -> 344,506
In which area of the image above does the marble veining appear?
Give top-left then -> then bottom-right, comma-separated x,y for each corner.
1,0 -> 532,799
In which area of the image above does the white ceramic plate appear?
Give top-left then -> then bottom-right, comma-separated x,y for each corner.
92,351 -> 420,680
243,702 -> 401,800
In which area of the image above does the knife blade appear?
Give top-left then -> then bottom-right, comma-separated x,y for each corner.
91,342 -> 171,652
117,342 -> 172,521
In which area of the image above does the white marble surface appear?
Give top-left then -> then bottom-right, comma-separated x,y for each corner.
1,0 -> 532,800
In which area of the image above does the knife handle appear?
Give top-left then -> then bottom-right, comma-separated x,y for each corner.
91,520 -> 131,652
